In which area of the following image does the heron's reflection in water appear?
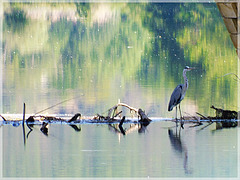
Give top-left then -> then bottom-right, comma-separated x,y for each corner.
168,127 -> 192,174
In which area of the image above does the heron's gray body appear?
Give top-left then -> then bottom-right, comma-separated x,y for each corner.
168,84 -> 185,111
168,66 -> 191,112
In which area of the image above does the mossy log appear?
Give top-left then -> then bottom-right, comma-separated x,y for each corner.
210,105 -> 239,119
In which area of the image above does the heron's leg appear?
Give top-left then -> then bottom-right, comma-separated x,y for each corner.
179,104 -> 184,129
175,107 -> 178,120
179,104 -> 182,119
175,107 -> 178,126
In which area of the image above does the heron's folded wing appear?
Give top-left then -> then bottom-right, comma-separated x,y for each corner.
168,84 -> 183,111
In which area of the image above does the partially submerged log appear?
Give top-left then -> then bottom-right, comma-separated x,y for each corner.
194,105 -> 239,128
210,105 -> 239,119
138,108 -> 151,125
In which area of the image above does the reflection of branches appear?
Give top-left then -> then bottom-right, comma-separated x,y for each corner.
108,123 -> 139,143
22,103 -> 26,146
138,123 -> 149,133
69,125 -> 81,132
40,122 -> 49,136
108,123 -> 140,136
118,117 -> 126,135
196,122 -> 213,131
26,128 -> 33,139
108,116 -> 150,143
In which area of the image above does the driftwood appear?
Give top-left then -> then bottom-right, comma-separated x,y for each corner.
8,102 -> 151,126
94,101 -> 151,124
210,105 -> 239,119
194,105 -> 239,128
68,113 -> 81,123
1,102 -> 239,148
171,105 -> 239,129
0,114 -> 6,121
26,116 -> 35,123
138,108 -> 151,125
107,102 -> 138,119
1,103 -> 238,129
196,112 -> 210,121
26,115 -> 64,123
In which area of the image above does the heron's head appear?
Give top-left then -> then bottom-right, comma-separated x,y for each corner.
184,66 -> 195,71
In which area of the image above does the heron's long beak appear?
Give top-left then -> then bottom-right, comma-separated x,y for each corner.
189,67 -> 196,70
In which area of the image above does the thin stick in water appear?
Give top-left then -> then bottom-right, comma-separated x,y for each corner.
22,103 -> 26,146
34,97 -> 75,115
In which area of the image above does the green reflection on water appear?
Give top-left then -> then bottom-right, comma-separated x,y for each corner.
2,3 -> 238,118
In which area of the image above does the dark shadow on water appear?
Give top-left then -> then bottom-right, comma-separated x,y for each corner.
168,126 -> 192,175
69,124 -> 81,132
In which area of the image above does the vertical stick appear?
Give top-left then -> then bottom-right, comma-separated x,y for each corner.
23,103 -> 26,122
22,103 -> 26,146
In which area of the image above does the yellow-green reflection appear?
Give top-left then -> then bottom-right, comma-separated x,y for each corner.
2,3 -> 238,118
2,3 -> 238,178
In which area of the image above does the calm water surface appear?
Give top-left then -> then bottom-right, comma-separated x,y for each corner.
3,121 -> 238,177
1,2 -> 239,178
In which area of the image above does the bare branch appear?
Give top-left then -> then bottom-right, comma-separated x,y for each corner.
0,114 -> 6,121
216,73 -> 240,81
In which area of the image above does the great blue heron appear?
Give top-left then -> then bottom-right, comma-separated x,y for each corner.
168,66 -> 194,128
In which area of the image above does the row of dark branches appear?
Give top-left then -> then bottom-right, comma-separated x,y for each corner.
0,101 -> 239,138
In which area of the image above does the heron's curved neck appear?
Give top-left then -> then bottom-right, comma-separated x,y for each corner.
183,69 -> 188,89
